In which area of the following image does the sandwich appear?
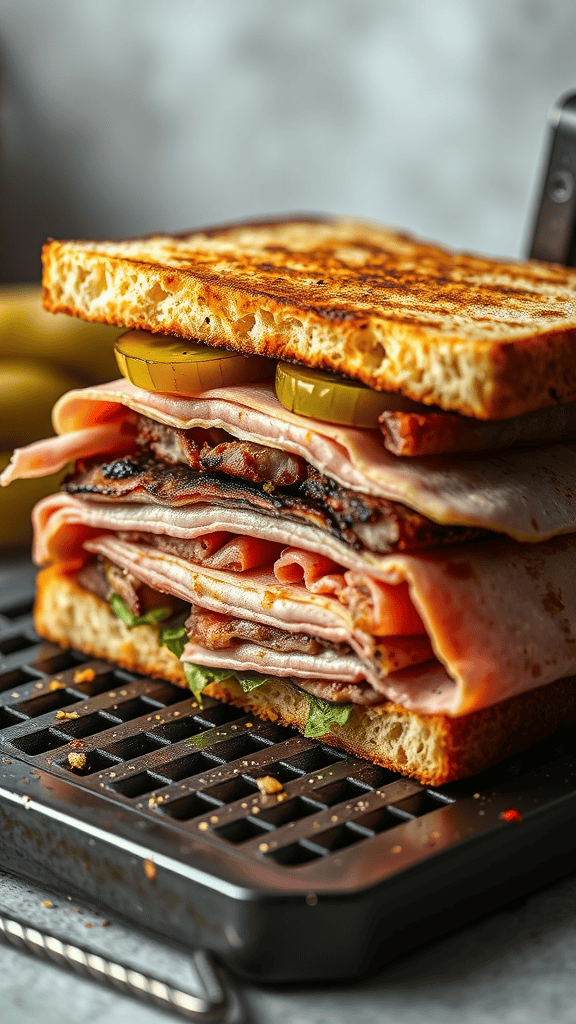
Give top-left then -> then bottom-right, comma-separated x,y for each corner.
5,214 -> 576,786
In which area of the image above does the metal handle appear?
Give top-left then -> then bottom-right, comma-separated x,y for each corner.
0,911 -> 233,1023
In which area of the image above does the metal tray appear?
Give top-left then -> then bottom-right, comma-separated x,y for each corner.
1,570 -> 576,982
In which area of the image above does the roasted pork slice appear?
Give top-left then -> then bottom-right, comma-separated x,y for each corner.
184,606 -> 326,654
63,452 -> 487,555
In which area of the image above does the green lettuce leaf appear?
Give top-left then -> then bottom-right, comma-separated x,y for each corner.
110,593 -> 172,629
181,663 -> 274,708
303,695 -> 353,739
158,617 -> 188,659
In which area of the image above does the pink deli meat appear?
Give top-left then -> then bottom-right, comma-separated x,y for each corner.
0,417 -> 136,486
6,378 -> 576,540
31,494 -> 576,718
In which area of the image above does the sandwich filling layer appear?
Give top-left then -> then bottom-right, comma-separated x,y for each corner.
6,379 -> 576,722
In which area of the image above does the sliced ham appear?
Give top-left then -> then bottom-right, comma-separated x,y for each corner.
273,549 -> 344,592
13,377 -> 572,541
200,535 -> 282,572
31,492 -> 472,579
181,640 -> 366,683
0,416 -> 136,486
64,525 -> 576,718
273,549 -> 424,635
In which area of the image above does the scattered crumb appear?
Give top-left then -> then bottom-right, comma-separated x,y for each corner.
74,667 -> 96,684
143,859 -> 157,881
68,752 -> 87,771
331,815 -> 339,823
391,845 -> 402,854
41,901 -> 53,908
11,693 -> 19,699
22,795 -> 31,807
209,815 -> 219,824
72,909 -> 82,914
251,806 -> 260,815
34,682 -> 43,690
49,680 -> 64,691
101,921 -> 110,928
147,796 -> 160,809
3,759 -> 11,765
473,792 -> 481,799
198,822 -> 209,831
85,923 -> 93,929
55,711 -> 79,721
276,792 -> 288,803
69,739 -> 84,750
245,722 -> 253,727
258,842 -> 269,853
20,778 -> 28,784
256,776 -> 283,796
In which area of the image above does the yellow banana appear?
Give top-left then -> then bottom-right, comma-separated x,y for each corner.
0,284 -> 121,382
0,455 -> 67,549
0,359 -> 82,447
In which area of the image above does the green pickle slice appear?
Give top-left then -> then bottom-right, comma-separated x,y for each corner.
275,362 -> 427,428
115,330 -> 273,396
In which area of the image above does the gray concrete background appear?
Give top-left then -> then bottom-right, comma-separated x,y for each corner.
1,0 -> 576,280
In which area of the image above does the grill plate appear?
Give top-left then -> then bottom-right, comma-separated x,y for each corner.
1,571 -> 576,982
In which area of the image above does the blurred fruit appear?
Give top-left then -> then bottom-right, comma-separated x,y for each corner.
0,359 -> 82,448
0,284 -> 121,382
0,454 -> 67,548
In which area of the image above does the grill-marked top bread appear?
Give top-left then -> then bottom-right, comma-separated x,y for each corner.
42,215 -> 576,419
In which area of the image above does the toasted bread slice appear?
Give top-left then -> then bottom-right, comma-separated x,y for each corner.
42,215 -> 576,419
34,563 -> 576,786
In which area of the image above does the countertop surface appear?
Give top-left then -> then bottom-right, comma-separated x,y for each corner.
1,555 -> 575,1024
2,866 -> 576,1024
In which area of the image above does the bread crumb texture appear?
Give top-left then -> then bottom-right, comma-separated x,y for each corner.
42,217 -> 576,418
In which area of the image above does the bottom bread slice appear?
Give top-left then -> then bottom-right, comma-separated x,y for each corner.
34,563 -> 576,786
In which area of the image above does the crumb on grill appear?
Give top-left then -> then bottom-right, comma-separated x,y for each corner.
256,775 -> 284,795
68,751 -> 87,771
74,667 -> 96,684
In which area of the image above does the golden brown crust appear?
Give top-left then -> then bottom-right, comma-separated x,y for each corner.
42,217 -> 576,419
34,564 -> 576,786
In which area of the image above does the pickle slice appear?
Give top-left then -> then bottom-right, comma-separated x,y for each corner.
275,362 -> 428,428
115,330 -> 274,396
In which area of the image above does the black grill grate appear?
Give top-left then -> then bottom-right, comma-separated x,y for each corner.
2,575 -> 576,982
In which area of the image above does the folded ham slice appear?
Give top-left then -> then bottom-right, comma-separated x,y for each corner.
0,416 -> 136,486
6,378 -> 576,540
30,488 -> 576,716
